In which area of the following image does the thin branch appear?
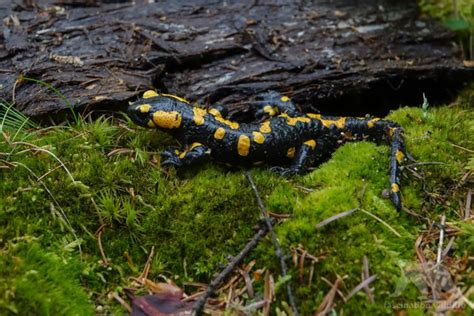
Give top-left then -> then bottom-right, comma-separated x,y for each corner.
441,236 -> 455,259
192,221 -> 269,315
113,292 -> 132,313
316,208 -> 358,228
320,277 -> 346,302
436,215 -> 446,265
315,277 -> 343,316
346,274 -> 377,301
465,189 -> 472,220
139,246 -> 155,281
37,164 -> 62,181
359,208 -> 401,237
449,142 -> 474,153
362,255 -> 375,303
238,268 -> 254,298
403,161 -> 445,168
95,224 -> 109,266
245,171 -> 299,316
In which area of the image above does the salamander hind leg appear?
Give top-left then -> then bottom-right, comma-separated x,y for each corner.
359,119 -> 406,211
388,126 -> 405,211
344,117 -> 406,211
161,143 -> 211,168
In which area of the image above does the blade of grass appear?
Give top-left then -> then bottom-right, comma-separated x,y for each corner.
19,76 -> 80,125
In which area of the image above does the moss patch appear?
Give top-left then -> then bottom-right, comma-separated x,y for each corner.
1,86 -> 473,314
0,241 -> 93,315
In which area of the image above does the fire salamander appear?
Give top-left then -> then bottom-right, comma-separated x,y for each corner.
128,90 -> 405,211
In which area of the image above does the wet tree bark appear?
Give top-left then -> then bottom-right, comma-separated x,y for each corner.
0,0 -> 472,118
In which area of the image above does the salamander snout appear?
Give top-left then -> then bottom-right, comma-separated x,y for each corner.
128,102 -> 154,128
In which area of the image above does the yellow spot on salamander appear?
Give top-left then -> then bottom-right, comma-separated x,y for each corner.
263,105 -> 278,116
143,90 -> 158,99
214,127 -> 226,140
193,107 -> 206,125
367,118 -> 380,128
179,151 -> 187,159
215,116 -> 239,129
320,117 -> 346,129
281,96 -> 290,102
147,120 -> 155,128
259,121 -> 272,133
304,139 -> 316,149
252,131 -> 265,144
388,127 -> 397,137
190,142 -> 203,149
237,135 -> 251,156
209,108 -> 222,117
396,150 -> 405,163
139,104 -> 151,113
391,183 -> 400,193
287,147 -> 296,158
160,93 -> 190,104
281,113 -> 311,126
307,113 -> 321,119
153,111 -> 182,129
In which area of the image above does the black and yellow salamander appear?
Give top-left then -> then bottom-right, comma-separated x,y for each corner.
128,90 -> 406,211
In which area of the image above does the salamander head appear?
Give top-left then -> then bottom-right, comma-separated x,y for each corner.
128,90 -> 190,130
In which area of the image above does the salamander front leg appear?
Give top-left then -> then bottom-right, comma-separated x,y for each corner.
250,91 -> 299,119
208,105 -> 230,119
161,143 -> 211,168
270,140 -> 317,177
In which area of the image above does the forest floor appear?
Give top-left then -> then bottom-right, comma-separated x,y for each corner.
1,85 -> 473,315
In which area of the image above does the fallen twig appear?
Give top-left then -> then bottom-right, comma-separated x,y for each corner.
449,142 -> 474,153
403,161 -> 445,168
436,215 -> 446,265
263,271 -> 274,316
362,255 -> 375,303
441,237 -> 455,260
346,274 -> 377,301
401,205 -> 430,221
465,189 -> 472,220
267,210 -> 292,219
139,246 -> 155,281
290,245 -> 327,285
316,208 -> 358,228
245,171 -> 299,316
359,208 -> 401,237
241,300 -> 266,313
238,267 -> 254,299
316,207 -> 401,237
192,220 -> 269,315
321,277 -> 346,302
95,224 -> 109,266
112,291 -> 132,313
315,277 -> 343,316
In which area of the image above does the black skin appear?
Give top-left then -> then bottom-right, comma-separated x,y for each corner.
128,91 -> 405,211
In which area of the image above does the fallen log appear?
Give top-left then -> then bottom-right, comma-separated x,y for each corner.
0,0 -> 472,119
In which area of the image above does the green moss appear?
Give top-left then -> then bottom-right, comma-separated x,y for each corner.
0,242 -> 93,315
0,86 -> 473,314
